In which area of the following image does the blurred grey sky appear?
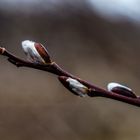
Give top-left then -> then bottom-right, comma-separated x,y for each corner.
1,0 -> 140,23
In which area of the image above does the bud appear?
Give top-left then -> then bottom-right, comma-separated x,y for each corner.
107,82 -> 136,98
0,47 -> 5,54
21,40 -> 51,64
58,76 -> 89,97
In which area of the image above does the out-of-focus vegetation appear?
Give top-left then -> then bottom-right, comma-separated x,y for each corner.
0,1 -> 140,140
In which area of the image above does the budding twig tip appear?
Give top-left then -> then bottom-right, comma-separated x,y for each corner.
0,47 -> 6,54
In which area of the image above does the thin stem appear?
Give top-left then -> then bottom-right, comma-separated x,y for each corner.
89,88 -> 140,107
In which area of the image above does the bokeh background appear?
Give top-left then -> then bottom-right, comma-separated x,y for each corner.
0,0 -> 140,140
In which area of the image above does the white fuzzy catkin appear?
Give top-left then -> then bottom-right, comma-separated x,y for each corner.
66,78 -> 88,97
21,40 -> 44,63
107,82 -> 132,92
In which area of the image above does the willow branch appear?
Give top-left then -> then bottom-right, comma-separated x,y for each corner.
0,45 -> 140,107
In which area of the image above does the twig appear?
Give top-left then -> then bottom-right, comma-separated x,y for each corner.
0,42 -> 140,107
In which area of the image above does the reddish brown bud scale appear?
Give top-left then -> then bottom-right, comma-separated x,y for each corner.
34,43 -> 51,64
111,87 -> 137,98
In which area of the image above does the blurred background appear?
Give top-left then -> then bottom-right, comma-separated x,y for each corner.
0,0 -> 140,140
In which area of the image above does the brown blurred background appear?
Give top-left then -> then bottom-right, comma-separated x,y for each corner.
0,0 -> 140,140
